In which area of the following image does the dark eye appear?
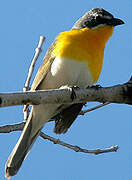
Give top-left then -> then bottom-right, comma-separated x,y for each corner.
96,16 -> 102,23
96,15 -> 107,25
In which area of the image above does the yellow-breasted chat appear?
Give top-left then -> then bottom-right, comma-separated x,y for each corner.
5,8 -> 124,178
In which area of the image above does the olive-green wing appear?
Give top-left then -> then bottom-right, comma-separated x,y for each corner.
31,40 -> 56,90
31,38 -> 84,134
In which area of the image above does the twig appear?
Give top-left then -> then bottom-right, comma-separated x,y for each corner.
23,36 -> 45,121
80,102 -> 110,115
0,122 -> 24,133
0,122 -> 119,155
23,36 -> 45,92
40,132 -> 119,155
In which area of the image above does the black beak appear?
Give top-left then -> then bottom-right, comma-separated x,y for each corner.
107,18 -> 125,26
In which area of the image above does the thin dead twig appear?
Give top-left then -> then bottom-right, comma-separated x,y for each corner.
40,132 -> 119,154
80,102 -> 110,115
0,122 -> 119,155
23,36 -> 45,121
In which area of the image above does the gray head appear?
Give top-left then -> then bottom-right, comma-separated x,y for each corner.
72,8 -> 124,29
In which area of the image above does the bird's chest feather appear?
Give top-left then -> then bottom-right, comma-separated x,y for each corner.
50,57 -> 94,88
53,26 -> 113,82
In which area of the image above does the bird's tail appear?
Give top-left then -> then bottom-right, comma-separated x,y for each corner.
5,110 -> 41,179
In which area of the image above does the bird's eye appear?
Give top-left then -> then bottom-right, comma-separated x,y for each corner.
96,15 -> 101,21
95,15 -> 103,24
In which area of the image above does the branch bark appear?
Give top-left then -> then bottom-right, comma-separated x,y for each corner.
0,80 -> 132,108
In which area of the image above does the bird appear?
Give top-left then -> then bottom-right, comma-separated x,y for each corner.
5,8 -> 124,178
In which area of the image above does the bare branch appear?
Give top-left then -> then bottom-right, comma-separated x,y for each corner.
23,36 -> 45,121
23,36 -> 45,92
0,81 -> 132,108
0,123 -> 119,155
80,102 -> 110,115
40,132 -> 119,154
0,122 -> 24,133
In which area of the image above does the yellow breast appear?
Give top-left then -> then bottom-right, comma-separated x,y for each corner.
53,26 -> 113,82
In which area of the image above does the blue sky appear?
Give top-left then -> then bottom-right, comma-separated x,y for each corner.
0,0 -> 132,179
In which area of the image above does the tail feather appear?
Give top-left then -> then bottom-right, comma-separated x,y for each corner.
5,111 -> 40,178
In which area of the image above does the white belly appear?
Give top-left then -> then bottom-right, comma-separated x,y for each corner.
40,57 -> 94,89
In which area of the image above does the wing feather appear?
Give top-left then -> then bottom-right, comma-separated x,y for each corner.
31,40 -> 56,90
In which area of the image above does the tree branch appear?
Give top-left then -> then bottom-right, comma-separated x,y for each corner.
80,102 -> 110,115
0,80 -> 132,108
0,122 -> 119,155
23,36 -> 45,92
40,132 -> 119,155
23,36 -> 45,121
